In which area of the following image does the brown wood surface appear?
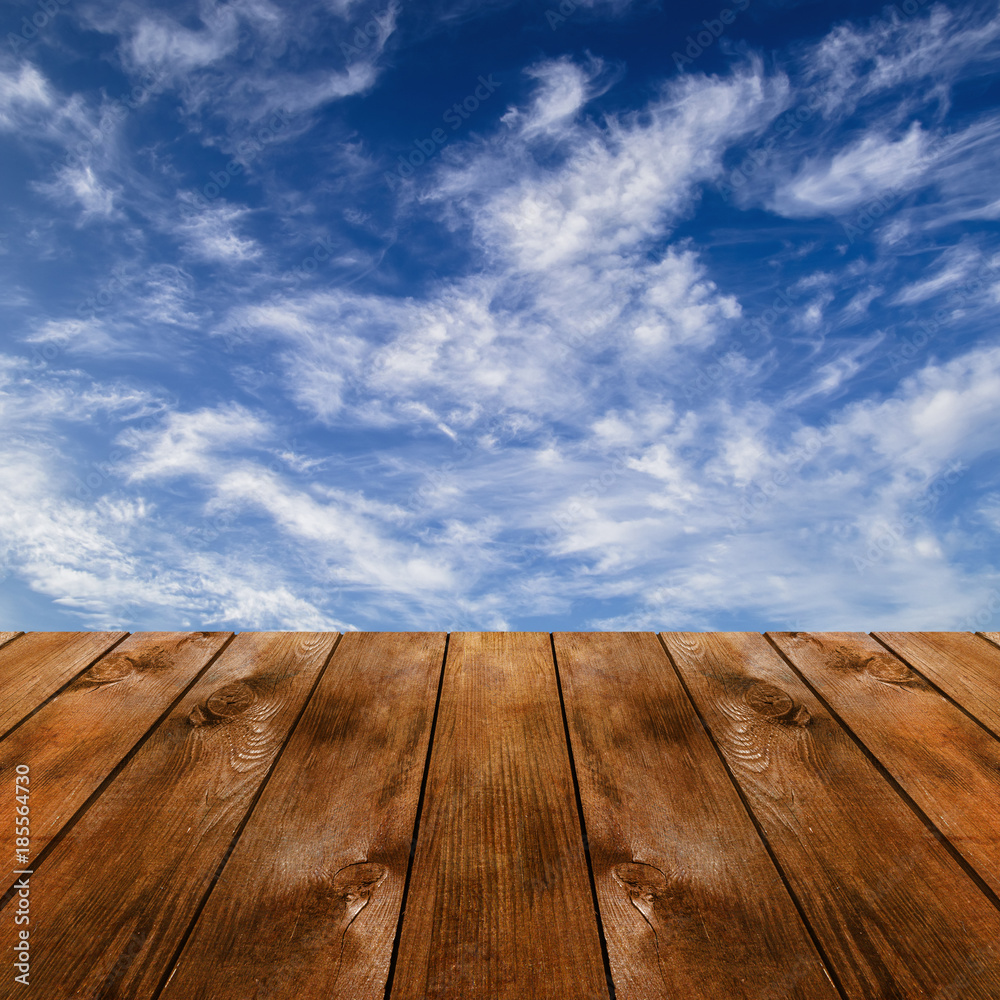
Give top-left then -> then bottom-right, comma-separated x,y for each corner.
0,632 -> 231,892
555,632 -> 839,1000
3,630 -> 999,999
0,632 -> 22,650
769,631 -> 1000,899
160,632 -> 445,1000
981,632 -> 1000,649
0,631 -> 338,1000
873,631 -> 1000,736
663,631 -> 1000,1000
0,631 -> 127,737
390,632 -> 609,1000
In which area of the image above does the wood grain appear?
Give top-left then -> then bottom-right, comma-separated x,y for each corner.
390,632 -> 609,1000
770,631 -> 1000,899
159,632 -> 445,1000
664,631 -> 1000,1000
555,632 -> 839,1000
0,632 -> 231,889
873,631 -> 1000,735
0,631 -> 337,1000
0,632 -> 22,650
981,632 -> 1000,649
0,631 -> 127,737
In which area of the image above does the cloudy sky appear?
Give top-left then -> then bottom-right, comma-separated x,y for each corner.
1,0 -> 999,632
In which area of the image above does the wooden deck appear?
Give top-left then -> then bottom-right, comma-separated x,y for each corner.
1,630 -> 1000,999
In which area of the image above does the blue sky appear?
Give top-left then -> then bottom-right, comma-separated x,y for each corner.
1,0 -> 999,632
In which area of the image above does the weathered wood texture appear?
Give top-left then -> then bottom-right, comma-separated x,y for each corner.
391,632 -> 609,1000
160,632 -> 445,1000
0,632 -> 337,1000
2,630 -> 999,999
981,631 -> 1000,649
663,631 -> 1000,999
0,632 -> 231,893
769,631 -> 1000,900
0,631 -> 126,737
0,632 -> 21,650
555,632 -> 838,1000
873,631 -> 1000,736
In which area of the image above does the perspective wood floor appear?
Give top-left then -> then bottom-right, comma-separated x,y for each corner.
1,630 -> 999,999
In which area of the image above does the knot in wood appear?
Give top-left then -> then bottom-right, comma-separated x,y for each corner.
863,652 -> 913,684
188,680 -> 256,726
612,862 -> 669,902
745,681 -> 811,726
826,645 -> 862,672
84,653 -> 137,684
85,647 -> 172,684
331,862 -> 387,902
787,632 -> 821,645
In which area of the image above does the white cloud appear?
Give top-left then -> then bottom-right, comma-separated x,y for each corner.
630,248 -> 741,349
0,369 -> 350,629
440,59 -> 788,272
0,357 -> 165,423
806,4 -> 1000,115
125,10 -> 241,77
123,404 -> 270,481
171,197 -> 262,262
25,318 -> 119,355
501,56 -> 615,140
210,465 -> 456,591
768,122 -> 926,218
0,64 -> 53,129
842,284 -> 883,320
222,61 -> 782,434
722,7 -> 1000,230
249,62 -> 380,118
892,244 -> 979,305
234,241 -> 742,433
978,495 -> 1000,533
780,332 -> 885,407
531,343 -> 1000,628
116,403 -> 469,615
32,164 -> 121,221
85,0 -> 397,125
831,344 -> 1000,473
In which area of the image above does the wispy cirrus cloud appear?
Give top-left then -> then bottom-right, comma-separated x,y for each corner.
2,0 -> 1000,633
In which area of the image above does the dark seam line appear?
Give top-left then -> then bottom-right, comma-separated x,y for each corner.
0,631 -> 133,745
551,633 -> 617,1000
0,632 -> 235,910
975,632 -> 1000,653
657,633 -> 850,1000
767,633 -> 1000,916
0,631 -> 25,653
383,631 -> 450,1000
150,631 -> 344,1000
869,633 -> 1000,744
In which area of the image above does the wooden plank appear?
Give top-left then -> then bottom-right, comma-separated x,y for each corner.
159,632 -> 445,1000
981,632 -> 1000,649
0,632 -> 232,890
663,631 -> 1000,1000
555,632 -> 839,1000
391,632 -> 609,1000
873,632 -> 1000,736
770,631 -> 1000,900
0,631 -> 127,737
0,631 -> 337,1000
0,632 -> 22,650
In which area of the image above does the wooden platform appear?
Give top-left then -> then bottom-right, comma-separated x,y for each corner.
2,630 -> 1000,999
